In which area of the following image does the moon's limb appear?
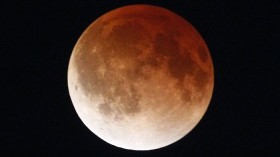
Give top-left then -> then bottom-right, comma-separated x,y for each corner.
68,4 -> 214,150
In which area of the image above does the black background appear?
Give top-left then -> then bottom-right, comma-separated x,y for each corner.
2,0 -> 280,156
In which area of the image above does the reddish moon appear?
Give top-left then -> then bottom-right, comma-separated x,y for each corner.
68,5 -> 214,150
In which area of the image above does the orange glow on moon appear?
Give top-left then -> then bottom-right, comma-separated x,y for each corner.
68,4 -> 214,150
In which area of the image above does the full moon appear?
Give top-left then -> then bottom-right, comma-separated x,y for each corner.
68,5 -> 214,150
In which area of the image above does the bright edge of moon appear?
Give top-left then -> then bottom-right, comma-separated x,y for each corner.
67,4 -> 214,151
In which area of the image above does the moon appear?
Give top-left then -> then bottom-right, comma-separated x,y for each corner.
68,5 -> 214,150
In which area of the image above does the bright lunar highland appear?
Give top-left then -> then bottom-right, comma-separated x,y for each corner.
68,4 -> 214,150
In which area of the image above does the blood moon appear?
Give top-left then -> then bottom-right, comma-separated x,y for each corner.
68,5 -> 214,150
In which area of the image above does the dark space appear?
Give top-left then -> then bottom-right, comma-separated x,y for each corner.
1,0 -> 279,156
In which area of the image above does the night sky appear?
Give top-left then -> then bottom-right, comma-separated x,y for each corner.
2,0 -> 279,156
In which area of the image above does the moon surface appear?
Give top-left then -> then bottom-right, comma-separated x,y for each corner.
68,5 -> 214,150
